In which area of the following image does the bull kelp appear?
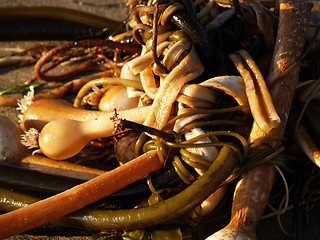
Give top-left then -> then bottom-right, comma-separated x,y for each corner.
0,0 -> 318,239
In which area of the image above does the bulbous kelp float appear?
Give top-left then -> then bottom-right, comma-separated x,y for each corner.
0,0 -> 318,239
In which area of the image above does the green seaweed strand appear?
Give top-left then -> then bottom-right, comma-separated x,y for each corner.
0,146 -> 238,231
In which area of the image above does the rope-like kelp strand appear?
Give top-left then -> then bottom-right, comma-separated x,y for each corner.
162,104 -> 248,130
